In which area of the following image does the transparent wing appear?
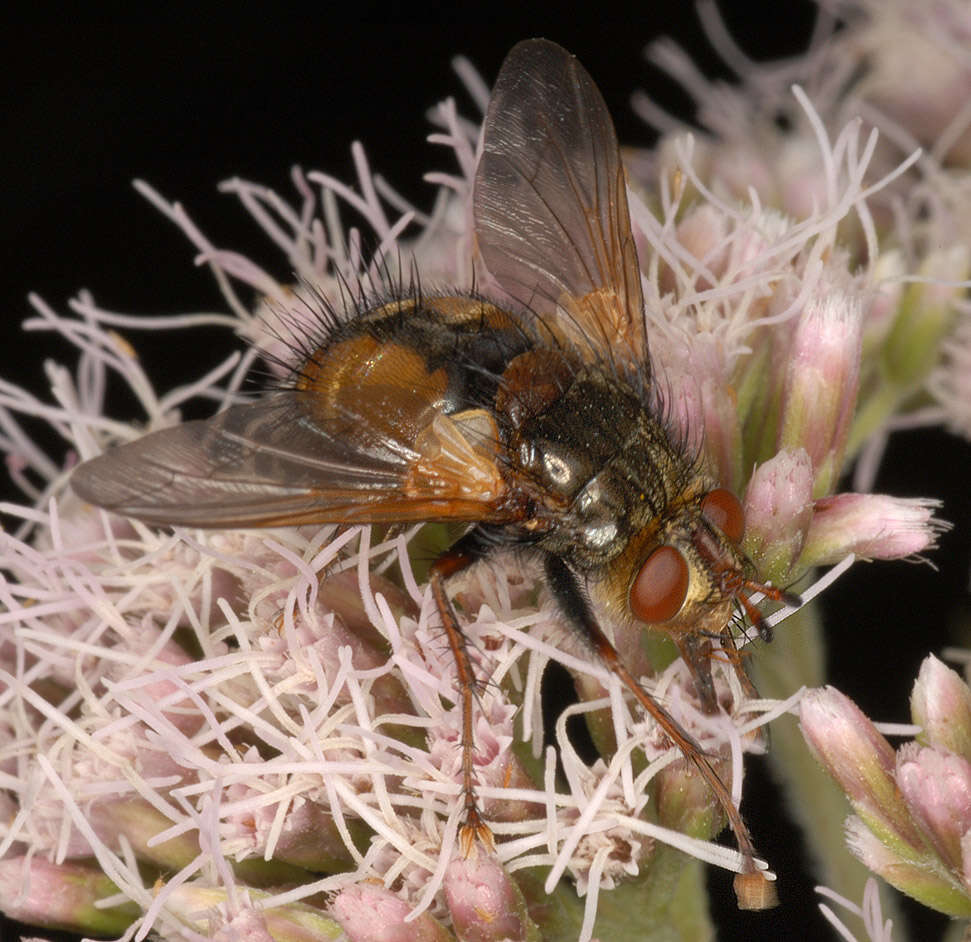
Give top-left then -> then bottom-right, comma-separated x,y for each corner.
72,391 -> 510,528
473,38 -> 648,369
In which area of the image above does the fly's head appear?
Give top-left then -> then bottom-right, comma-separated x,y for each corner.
602,483 -> 784,644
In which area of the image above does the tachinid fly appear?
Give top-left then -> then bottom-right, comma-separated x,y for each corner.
72,38 -> 800,907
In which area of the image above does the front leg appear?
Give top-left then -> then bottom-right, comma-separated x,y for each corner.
543,553 -> 773,906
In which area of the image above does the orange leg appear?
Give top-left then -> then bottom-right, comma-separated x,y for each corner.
429,547 -> 495,854
544,552 -> 776,908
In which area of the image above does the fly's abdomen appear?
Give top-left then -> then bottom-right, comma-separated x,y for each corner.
295,295 -> 534,430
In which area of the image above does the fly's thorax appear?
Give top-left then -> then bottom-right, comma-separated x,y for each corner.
498,363 -> 699,569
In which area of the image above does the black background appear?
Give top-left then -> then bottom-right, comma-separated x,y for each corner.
2,7 -> 968,940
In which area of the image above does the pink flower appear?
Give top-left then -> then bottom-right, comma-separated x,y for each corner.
743,448 -> 815,580
800,493 -> 946,567
801,658 -> 971,918
911,654 -> 971,757
330,883 -> 452,942
0,857 -> 137,935
1,14 -> 964,941
443,853 -> 535,941
778,293 -> 863,497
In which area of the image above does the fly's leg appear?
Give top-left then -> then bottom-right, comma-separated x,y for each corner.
673,632 -> 717,714
428,539 -> 495,855
544,552 -> 777,910
675,627 -> 762,712
720,626 -> 762,702
718,626 -> 769,753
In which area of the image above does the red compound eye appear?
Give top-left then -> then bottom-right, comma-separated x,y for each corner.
700,487 -> 745,544
629,545 -> 689,623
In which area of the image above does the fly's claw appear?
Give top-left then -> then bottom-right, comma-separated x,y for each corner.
459,807 -> 496,857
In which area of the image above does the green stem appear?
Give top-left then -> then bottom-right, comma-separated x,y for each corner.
519,850 -> 712,941
846,382 -> 904,461
750,602 -> 904,939
592,849 -> 712,941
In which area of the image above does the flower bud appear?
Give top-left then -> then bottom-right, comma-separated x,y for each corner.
802,679 -> 971,918
799,494 -> 946,568
778,293 -> 862,496
0,857 -> 138,935
330,883 -> 454,942
911,655 -> 971,759
444,852 -> 537,941
896,742 -> 971,873
800,687 -> 926,855
742,448 -> 814,582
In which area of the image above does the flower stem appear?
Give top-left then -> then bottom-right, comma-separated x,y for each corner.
592,849 -> 711,941
750,602 -> 903,938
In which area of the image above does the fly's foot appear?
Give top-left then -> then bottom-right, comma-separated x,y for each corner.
459,805 -> 495,856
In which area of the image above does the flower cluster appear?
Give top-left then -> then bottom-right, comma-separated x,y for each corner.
802,656 -> 971,919
0,3 -> 967,941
